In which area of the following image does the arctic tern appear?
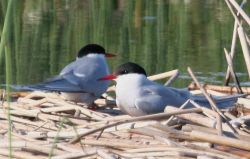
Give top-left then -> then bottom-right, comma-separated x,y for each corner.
99,62 -> 240,116
12,44 -> 115,106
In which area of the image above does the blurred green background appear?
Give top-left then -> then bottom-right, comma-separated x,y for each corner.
0,0 -> 249,87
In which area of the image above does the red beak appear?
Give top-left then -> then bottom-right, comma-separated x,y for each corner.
105,53 -> 116,58
98,74 -> 117,81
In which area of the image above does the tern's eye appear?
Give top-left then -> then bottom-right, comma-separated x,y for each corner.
121,70 -> 128,74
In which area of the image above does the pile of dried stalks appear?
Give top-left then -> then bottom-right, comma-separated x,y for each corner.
1,66 -> 250,159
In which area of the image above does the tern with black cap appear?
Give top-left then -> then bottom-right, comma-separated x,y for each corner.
12,44 -> 115,106
99,62 -> 241,116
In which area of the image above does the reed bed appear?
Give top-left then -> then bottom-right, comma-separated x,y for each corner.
1,68 -> 250,159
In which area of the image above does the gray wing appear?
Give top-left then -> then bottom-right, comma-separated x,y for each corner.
60,60 -> 76,75
135,83 -> 191,114
64,57 -> 110,93
20,74 -> 85,92
16,57 -> 110,93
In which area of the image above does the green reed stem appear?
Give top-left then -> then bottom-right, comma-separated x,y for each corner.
0,0 -> 13,63
48,117 -> 66,158
0,1 -> 14,158
5,46 -> 12,159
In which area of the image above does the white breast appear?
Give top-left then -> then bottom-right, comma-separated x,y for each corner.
60,92 -> 96,105
115,74 -> 146,115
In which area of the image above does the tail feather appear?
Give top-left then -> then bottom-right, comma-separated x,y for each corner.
190,94 -> 244,108
2,84 -> 85,93
1,84 -> 42,91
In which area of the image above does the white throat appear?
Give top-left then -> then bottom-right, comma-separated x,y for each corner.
77,54 -> 105,60
116,74 -> 146,89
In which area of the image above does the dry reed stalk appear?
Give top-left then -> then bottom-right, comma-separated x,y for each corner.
28,98 -> 48,107
23,91 -> 59,99
147,69 -> 179,81
125,147 -> 180,153
181,124 -> 250,142
129,127 -> 170,139
9,92 -> 30,98
17,97 -> 48,107
106,85 -> 115,92
196,155 -> 218,159
164,70 -> 180,86
186,144 -> 243,159
151,124 -> 195,141
200,107 -> 249,136
26,128 -> 90,139
189,101 -> 216,120
21,142 -> 65,156
0,140 -> 28,148
69,108 -> 202,144
0,148 -> 46,159
224,0 -> 241,26
154,136 -> 184,147
56,143 -> 83,153
81,139 -> 149,149
131,125 -> 191,144
97,149 -> 117,159
103,114 -> 131,121
246,33 -> 250,46
112,151 -> 186,158
238,26 -> 250,79
37,113 -> 87,125
237,98 -> 250,109
216,113 -> 222,136
224,48 -> 242,93
214,145 -> 250,158
191,90 -> 228,97
40,106 -> 76,113
51,148 -> 97,159
0,120 -> 29,131
189,83 -> 250,94
182,124 -> 217,134
103,121 -> 158,133
124,146 -> 239,159
164,106 -> 216,128
107,69 -> 179,92
190,130 -> 250,151
2,101 -> 28,110
0,109 -> 37,118
224,0 -> 247,85
224,112 -> 236,120
230,115 -> 250,127
0,155 -> 15,159
11,132 -> 49,143
228,0 -> 250,26
94,99 -> 116,107
0,113 -> 55,130
163,99 -> 190,125
187,67 -> 238,135
46,98 -> 104,120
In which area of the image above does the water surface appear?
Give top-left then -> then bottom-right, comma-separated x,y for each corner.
0,0 -> 249,87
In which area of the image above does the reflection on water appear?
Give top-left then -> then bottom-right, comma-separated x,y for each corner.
0,0 -> 249,87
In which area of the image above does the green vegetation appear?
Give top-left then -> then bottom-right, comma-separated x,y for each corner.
0,0 -> 249,86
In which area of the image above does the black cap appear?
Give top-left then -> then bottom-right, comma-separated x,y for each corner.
114,62 -> 147,76
77,44 -> 106,58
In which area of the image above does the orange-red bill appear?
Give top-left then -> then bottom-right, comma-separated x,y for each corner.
105,53 -> 116,58
98,74 -> 117,81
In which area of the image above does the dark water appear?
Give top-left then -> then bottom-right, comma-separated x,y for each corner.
0,0 -> 249,87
